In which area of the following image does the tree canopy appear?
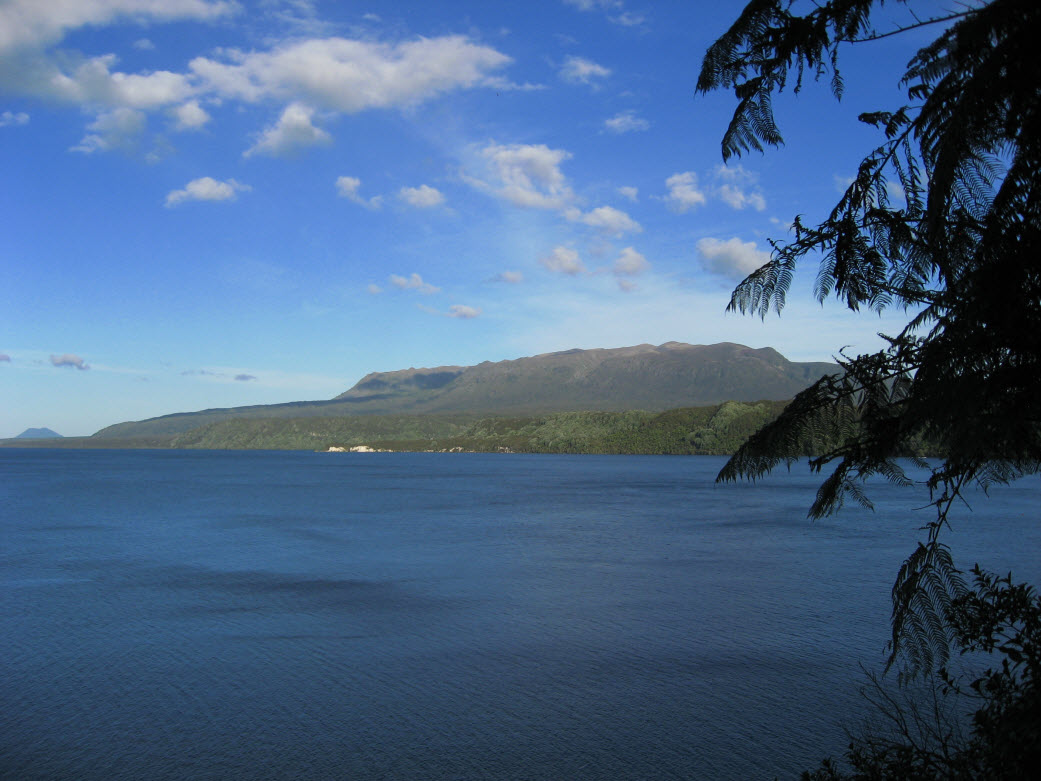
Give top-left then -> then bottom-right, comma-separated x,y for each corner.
700,0 -> 1041,673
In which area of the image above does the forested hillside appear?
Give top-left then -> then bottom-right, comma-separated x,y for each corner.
167,401 -> 834,454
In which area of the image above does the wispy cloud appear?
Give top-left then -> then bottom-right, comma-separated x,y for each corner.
165,177 -> 250,207
0,111 -> 29,127
617,185 -> 638,202
50,353 -> 89,370
70,108 -> 146,154
389,273 -> 440,295
559,55 -> 610,87
448,304 -> 481,319
713,164 -> 766,211
604,111 -> 649,133
664,171 -> 706,212
336,176 -> 382,208
562,0 -> 644,27
398,184 -> 445,209
468,142 -> 575,210
467,141 -> 640,243
540,246 -> 586,275
613,246 -> 648,276
491,270 -> 524,284
566,205 -> 641,237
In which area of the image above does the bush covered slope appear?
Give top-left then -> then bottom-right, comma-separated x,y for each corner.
167,401 -> 808,454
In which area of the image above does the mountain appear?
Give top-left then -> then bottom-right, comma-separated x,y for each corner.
93,342 -> 837,439
16,427 -> 63,439
333,342 -> 836,414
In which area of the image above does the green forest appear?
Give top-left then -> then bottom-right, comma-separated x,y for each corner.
165,400 -> 832,454
3,400 -> 841,455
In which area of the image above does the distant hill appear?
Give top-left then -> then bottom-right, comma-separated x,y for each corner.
16,427 -> 63,439
92,342 -> 838,439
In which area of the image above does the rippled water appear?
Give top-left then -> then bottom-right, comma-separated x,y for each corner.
2,449 -> 1038,779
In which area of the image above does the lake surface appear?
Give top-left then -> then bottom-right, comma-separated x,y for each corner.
2,450 -> 1038,780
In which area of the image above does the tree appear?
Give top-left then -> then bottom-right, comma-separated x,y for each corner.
698,2 -> 1041,773
699,0 -> 1041,676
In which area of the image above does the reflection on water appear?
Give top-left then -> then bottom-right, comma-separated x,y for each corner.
2,450 -> 1038,779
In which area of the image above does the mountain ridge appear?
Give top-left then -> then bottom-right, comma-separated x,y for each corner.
332,341 -> 832,414
93,342 -> 837,438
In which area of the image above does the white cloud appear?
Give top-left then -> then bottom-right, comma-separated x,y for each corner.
664,171 -> 706,212
713,164 -> 766,211
170,99 -> 210,131
335,175 -> 382,208
50,353 -> 89,370
448,304 -> 481,319
165,176 -> 250,207
494,270 -> 524,284
613,246 -> 648,276
0,0 -> 236,54
559,55 -> 610,87
562,0 -> 642,26
47,54 -> 194,109
133,38 -> 156,51
1,16 -> 511,156
540,246 -> 585,275
617,185 -> 638,202
568,205 -> 642,237
389,273 -> 440,294
190,35 -> 510,112
399,184 -> 445,209
0,110 -> 29,127
696,237 -> 770,280
336,176 -> 362,198
244,102 -> 331,157
366,283 -> 383,294
604,111 -> 649,133
471,142 -> 574,210
70,107 -> 145,153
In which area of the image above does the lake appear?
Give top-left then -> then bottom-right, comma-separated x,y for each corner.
2,449 -> 1038,779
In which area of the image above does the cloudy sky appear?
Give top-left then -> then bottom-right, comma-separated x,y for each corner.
1,0 -> 931,437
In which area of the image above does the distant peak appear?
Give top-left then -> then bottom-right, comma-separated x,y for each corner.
15,427 -> 63,439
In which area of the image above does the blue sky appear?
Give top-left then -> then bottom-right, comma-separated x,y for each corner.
2,0 -> 932,437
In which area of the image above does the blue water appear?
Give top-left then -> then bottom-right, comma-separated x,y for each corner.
2,450 -> 1038,780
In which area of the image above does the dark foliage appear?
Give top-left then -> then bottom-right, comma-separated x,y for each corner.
801,568 -> 1041,779
701,0 -> 1041,676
